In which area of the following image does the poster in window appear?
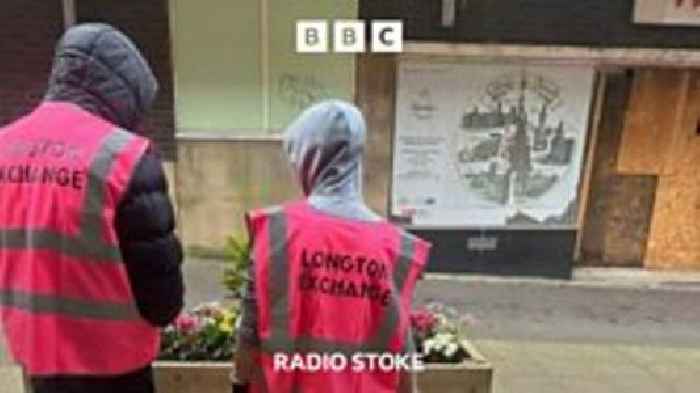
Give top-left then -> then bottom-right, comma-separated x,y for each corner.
392,61 -> 595,228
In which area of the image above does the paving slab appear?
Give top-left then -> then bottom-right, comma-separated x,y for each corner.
476,340 -> 700,393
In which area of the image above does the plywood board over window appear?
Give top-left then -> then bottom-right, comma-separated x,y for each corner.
620,69 -> 700,270
617,70 -> 688,175
580,72 -> 657,267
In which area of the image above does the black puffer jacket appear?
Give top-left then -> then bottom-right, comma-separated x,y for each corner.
31,23 -> 184,393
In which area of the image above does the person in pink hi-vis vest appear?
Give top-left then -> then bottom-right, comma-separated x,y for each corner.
0,24 -> 183,393
231,100 -> 431,393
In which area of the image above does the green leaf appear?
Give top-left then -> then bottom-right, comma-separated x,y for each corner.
222,234 -> 252,298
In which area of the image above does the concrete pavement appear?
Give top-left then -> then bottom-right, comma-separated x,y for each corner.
185,259 -> 700,393
415,271 -> 700,392
415,277 -> 700,346
477,340 -> 700,393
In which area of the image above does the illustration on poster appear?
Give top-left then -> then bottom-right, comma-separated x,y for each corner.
392,63 -> 595,228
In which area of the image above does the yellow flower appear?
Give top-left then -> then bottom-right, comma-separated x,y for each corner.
218,309 -> 236,334
221,309 -> 236,321
218,319 -> 234,334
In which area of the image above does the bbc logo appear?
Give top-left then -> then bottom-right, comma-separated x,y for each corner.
296,20 -> 403,53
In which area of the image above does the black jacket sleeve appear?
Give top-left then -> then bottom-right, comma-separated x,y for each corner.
115,147 -> 184,327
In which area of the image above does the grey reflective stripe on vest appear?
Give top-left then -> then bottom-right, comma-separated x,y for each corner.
0,129 -> 141,320
78,129 -> 133,252
364,233 -> 414,351
266,208 -> 291,351
260,211 -> 417,355
0,129 -> 133,263
0,230 -> 119,262
0,290 -> 140,321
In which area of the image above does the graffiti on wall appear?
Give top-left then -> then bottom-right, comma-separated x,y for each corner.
277,73 -> 330,112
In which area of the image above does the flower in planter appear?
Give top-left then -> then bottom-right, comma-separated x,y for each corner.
421,332 -> 470,363
218,308 -> 236,334
410,303 -> 473,364
411,309 -> 438,334
410,308 -> 438,349
173,314 -> 199,335
159,302 -> 239,361
161,301 -> 474,364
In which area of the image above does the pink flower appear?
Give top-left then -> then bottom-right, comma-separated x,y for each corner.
174,314 -> 199,335
411,309 -> 438,335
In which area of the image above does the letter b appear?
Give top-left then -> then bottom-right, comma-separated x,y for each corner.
296,20 -> 328,53
306,29 -> 319,46
344,29 -> 355,45
333,20 -> 365,53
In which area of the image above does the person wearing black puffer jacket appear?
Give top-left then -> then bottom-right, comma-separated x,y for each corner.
0,24 -> 183,393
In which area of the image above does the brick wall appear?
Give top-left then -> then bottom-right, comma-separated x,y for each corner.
78,0 -> 176,160
0,1 -> 63,126
0,1 -> 176,160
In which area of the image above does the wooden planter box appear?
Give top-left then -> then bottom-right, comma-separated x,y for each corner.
154,342 -> 492,393
0,364 -> 27,393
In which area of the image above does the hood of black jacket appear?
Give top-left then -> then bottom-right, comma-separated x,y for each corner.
44,23 -> 158,131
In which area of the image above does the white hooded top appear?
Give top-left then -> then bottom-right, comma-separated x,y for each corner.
283,100 -> 381,222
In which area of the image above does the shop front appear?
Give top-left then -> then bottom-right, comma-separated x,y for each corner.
6,1 -> 700,275
358,0 -> 700,277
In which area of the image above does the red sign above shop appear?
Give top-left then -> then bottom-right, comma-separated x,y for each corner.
675,0 -> 700,8
635,0 -> 700,25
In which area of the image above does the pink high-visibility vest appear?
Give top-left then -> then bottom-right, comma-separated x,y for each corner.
248,201 -> 430,393
0,102 -> 159,376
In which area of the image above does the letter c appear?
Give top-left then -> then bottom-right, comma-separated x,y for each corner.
380,28 -> 394,46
